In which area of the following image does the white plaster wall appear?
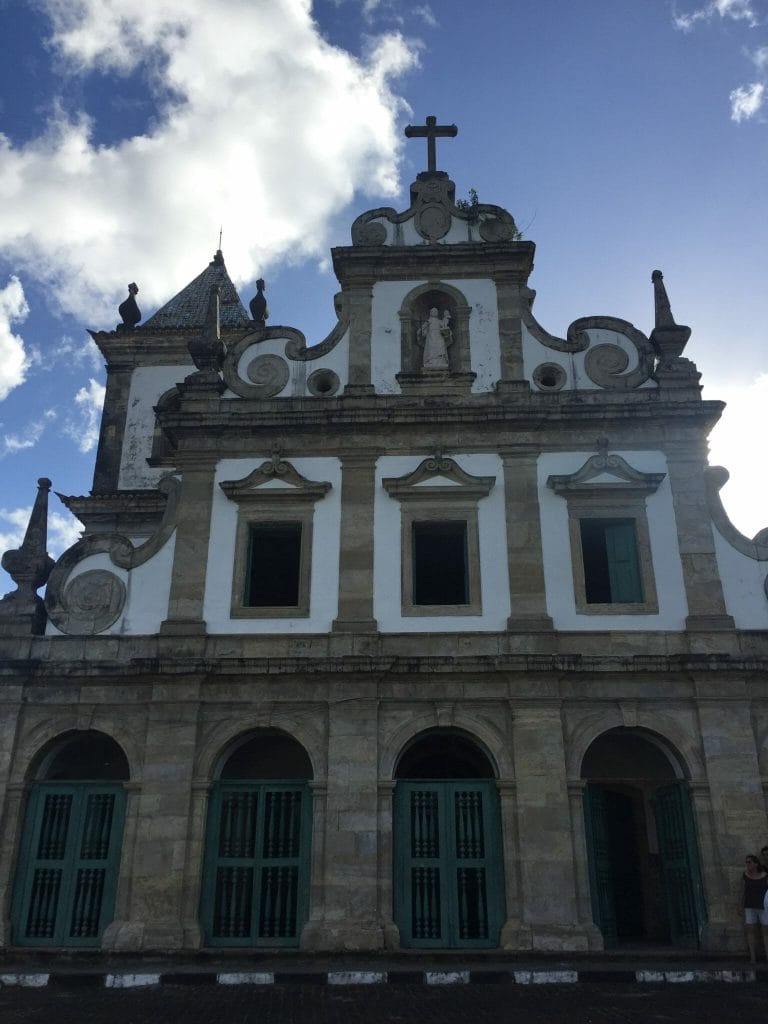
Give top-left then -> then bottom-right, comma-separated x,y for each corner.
370,279 -> 500,394
374,453 -> 510,632
712,528 -> 768,629
120,365 -> 193,488
538,451 -> 688,630
223,329 -> 350,400
45,535 -> 175,637
522,325 -> 657,392
204,457 -> 341,633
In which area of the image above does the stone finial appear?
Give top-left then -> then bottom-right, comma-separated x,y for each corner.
0,477 -> 56,635
186,285 -> 225,387
649,270 -> 695,383
117,282 -> 141,331
249,278 -> 269,327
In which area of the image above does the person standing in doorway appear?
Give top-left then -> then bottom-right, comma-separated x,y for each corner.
741,855 -> 768,963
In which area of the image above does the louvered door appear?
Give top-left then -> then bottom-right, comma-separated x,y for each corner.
202,782 -> 312,946
394,781 -> 504,948
13,783 -> 125,946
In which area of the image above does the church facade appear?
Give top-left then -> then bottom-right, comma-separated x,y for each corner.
2,119 -> 768,955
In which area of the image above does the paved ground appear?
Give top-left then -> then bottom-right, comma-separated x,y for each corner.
2,981 -> 768,1024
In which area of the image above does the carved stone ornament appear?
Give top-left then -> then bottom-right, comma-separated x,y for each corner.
578,317 -> 654,390
54,569 -> 126,635
705,466 -> 768,598
547,447 -> 665,499
220,456 -> 332,506
245,354 -> 290,396
382,456 -> 495,502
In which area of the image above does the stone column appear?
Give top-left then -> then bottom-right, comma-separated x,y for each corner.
511,702 -> 591,950
103,681 -> 201,950
695,694 -> 767,950
160,457 -> 217,638
567,780 -> 603,949
344,281 -> 375,395
497,780 -> 532,949
332,454 -> 378,633
92,360 -> 134,493
502,451 -> 553,631
665,446 -> 734,630
301,695 -> 382,950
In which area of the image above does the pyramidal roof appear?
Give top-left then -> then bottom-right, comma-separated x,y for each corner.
143,250 -> 250,329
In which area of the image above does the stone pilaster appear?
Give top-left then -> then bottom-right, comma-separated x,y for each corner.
511,703 -> 591,950
695,694 -> 767,950
301,696 -> 382,950
103,682 -> 201,950
502,452 -> 553,631
567,780 -> 604,949
160,457 -> 217,637
495,275 -> 526,386
376,780 -> 400,949
665,447 -> 734,630
344,281 -> 375,395
92,361 -> 134,493
497,780 -> 533,949
332,453 -> 378,632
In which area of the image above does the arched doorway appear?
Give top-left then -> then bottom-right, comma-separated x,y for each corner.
581,728 -> 706,949
12,731 -> 129,947
393,729 -> 505,948
200,730 -> 313,947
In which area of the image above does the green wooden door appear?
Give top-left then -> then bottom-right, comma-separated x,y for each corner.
652,782 -> 706,948
12,783 -> 126,947
201,782 -> 312,947
394,781 -> 505,948
583,783 -> 619,948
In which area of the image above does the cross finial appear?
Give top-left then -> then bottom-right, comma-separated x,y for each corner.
404,114 -> 458,174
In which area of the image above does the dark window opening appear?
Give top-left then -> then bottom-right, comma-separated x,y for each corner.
246,522 -> 302,607
580,518 -> 643,604
412,521 -> 468,606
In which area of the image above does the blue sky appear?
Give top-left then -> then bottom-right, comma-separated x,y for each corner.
1,0 -> 767,594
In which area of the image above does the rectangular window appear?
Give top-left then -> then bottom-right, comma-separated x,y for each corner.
412,521 -> 468,606
580,518 -> 643,604
245,522 -> 302,608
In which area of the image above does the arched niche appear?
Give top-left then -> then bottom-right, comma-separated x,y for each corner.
216,729 -> 314,781
394,728 -> 496,780
581,728 -> 686,783
398,282 -> 472,375
149,387 -> 180,465
31,729 -> 130,782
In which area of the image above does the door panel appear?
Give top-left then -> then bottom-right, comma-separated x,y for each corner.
652,782 -> 706,948
202,782 -> 311,947
583,784 -> 619,948
395,781 -> 504,948
13,784 -> 125,947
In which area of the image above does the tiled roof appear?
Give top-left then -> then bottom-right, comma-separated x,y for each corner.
143,251 -> 250,329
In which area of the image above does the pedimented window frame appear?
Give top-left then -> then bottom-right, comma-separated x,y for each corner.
382,457 -> 495,617
220,459 -> 331,618
547,451 -> 665,616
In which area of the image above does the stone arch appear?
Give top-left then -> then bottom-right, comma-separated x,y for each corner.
195,718 -> 323,783
565,710 -> 705,784
398,281 -> 472,374
12,717 -> 140,786
215,729 -> 314,781
379,711 -> 513,781
29,729 -> 130,782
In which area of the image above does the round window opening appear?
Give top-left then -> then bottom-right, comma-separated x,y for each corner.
307,369 -> 340,397
533,362 -> 567,391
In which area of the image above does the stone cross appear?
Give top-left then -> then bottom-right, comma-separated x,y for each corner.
404,115 -> 458,174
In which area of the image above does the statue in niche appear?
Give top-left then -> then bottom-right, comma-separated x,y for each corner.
418,307 -> 452,370
117,282 -> 141,331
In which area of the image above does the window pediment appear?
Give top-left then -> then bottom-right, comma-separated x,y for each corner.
382,457 -> 495,503
220,458 -> 331,506
547,451 -> 664,501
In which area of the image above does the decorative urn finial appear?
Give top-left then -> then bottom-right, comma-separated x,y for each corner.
0,477 -> 56,635
117,282 -> 141,331
249,278 -> 269,328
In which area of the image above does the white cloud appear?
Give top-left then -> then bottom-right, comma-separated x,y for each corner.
1,409 -> 57,459
730,80 -> 765,120
751,45 -> 768,71
673,0 -> 759,31
27,334 -> 103,373
706,373 -> 768,538
0,0 -> 419,328
64,377 -> 105,452
0,277 -> 29,401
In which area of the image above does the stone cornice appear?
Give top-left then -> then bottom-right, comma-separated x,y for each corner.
331,241 -> 536,285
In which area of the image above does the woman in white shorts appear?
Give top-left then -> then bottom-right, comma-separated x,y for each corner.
742,854 -> 768,963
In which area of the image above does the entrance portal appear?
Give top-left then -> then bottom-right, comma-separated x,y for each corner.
393,730 -> 505,948
200,731 -> 313,947
581,729 -> 706,948
12,731 -> 128,947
